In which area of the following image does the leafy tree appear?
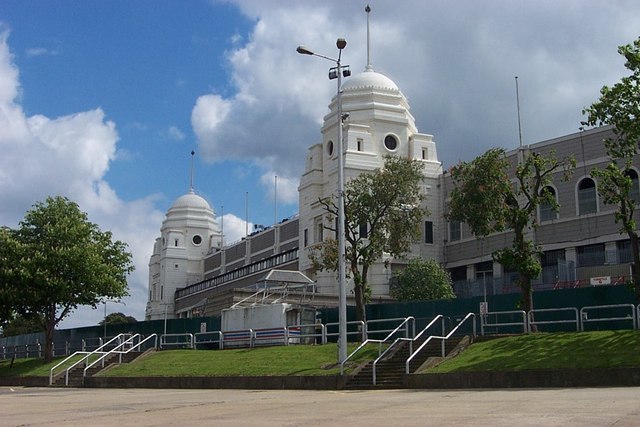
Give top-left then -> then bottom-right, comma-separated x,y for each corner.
448,148 -> 574,313
583,37 -> 640,298
0,196 -> 134,361
309,156 -> 426,322
99,312 -> 137,326
390,259 -> 456,302
0,314 -> 43,337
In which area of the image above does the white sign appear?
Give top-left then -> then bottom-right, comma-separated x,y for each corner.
479,302 -> 488,315
200,322 -> 207,333
590,276 -> 611,286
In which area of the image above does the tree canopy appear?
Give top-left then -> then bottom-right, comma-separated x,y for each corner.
390,259 -> 455,302
309,156 -> 426,322
99,312 -> 137,326
448,148 -> 574,313
0,196 -> 134,361
583,36 -> 640,297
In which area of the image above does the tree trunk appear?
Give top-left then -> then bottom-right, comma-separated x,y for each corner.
353,283 -> 366,324
43,305 -> 56,362
350,258 -> 368,324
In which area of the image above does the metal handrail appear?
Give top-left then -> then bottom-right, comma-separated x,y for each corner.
340,316 -> 414,375
160,333 -> 195,349
325,320 -> 366,342
480,310 -> 527,335
405,312 -> 476,374
365,317 -> 416,341
49,334 -> 127,385
83,333 -> 157,378
194,331 -> 223,350
528,307 -> 579,332
580,304 -> 637,331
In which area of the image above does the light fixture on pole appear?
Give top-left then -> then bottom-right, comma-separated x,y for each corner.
297,38 -> 351,363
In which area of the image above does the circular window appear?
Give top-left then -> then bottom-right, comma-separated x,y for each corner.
327,140 -> 334,156
384,134 -> 398,151
192,235 -> 202,246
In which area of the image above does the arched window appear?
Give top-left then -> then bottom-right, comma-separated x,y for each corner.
539,186 -> 557,222
625,169 -> 640,204
578,178 -> 597,215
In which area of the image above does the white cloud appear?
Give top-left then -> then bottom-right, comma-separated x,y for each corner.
167,125 -> 185,141
221,213 -> 252,245
0,29 -> 162,328
193,0 -> 640,184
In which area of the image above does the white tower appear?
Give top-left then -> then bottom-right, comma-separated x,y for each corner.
298,26 -> 442,297
145,189 -> 222,321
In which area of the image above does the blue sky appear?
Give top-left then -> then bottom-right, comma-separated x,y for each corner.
1,0 -> 639,328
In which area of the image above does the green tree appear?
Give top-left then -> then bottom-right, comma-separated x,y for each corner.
0,196 -> 134,361
309,156 -> 426,322
583,37 -> 640,297
448,148 -> 574,313
99,312 -> 137,326
0,314 -> 43,337
390,259 -> 455,302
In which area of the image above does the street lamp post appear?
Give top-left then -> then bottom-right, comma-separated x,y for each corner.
297,39 -> 350,363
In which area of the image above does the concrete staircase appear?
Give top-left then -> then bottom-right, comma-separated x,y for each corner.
51,351 -> 145,387
344,336 -> 465,390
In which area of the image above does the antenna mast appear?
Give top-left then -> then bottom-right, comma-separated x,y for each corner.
365,4 -> 372,70
515,76 -> 523,149
189,150 -> 195,192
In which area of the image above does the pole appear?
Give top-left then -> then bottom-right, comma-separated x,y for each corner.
103,301 -> 107,339
336,51 -> 348,364
515,76 -> 523,149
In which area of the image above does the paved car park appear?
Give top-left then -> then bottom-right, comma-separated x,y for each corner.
2,386 -> 640,426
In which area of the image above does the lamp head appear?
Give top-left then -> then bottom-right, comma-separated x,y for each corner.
336,38 -> 347,50
296,46 -> 314,55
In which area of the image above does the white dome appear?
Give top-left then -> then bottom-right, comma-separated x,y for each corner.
341,69 -> 399,92
170,190 -> 211,210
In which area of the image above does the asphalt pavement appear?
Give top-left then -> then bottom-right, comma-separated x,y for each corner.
1,386 -> 640,426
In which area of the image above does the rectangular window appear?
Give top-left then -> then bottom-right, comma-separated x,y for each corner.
359,222 -> 368,239
303,229 -> 308,247
618,240 -> 632,264
314,217 -> 324,243
578,187 -> 597,215
449,220 -> 461,242
577,243 -> 605,267
424,221 -> 433,244
357,138 -> 363,152
422,148 -> 428,160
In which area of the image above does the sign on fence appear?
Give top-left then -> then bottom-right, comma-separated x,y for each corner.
590,276 -> 611,286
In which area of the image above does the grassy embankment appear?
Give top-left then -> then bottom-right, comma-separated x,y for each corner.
2,330 -> 640,377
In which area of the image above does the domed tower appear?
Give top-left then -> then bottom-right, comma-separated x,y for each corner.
298,16 -> 442,297
145,189 -> 222,321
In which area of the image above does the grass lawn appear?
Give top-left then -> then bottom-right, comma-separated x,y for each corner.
0,343 -> 380,378
3,331 -> 640,378
428,330 -> 640,373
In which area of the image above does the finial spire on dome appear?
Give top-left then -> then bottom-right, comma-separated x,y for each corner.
365,4 -> 373,71
189,150 -> 195,193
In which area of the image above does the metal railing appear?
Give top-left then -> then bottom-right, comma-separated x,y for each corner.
339,317 -> 414,376
325,320 -> 366,342
83,333 -> 157,378
528,307 -> 579,332
194,331 -> 223,350
480,310 -> 527,335
405,313 -> 476,375
370,317 -> 417,385
49,334 -> 129,386
580,304 -> 637,331
160,333 -> 194,349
